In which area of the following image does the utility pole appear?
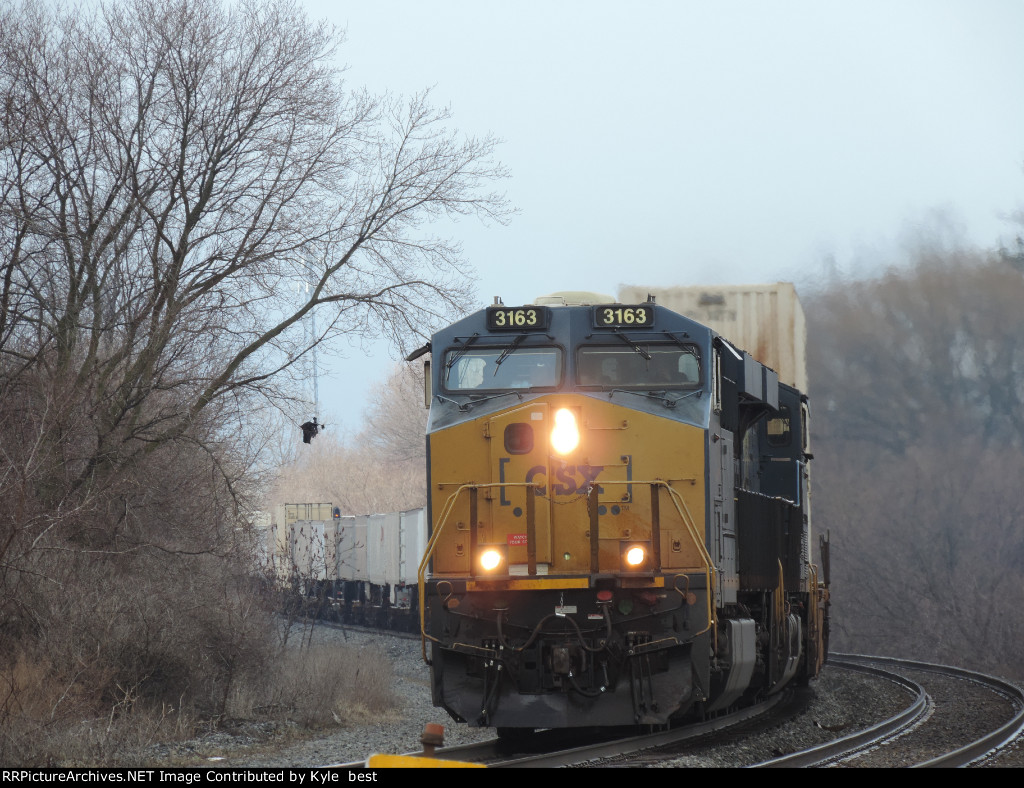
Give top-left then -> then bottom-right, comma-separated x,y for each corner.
311,300 -> 320,421
299,277 -> 321,444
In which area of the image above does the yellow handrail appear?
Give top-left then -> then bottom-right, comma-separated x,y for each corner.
657,481 -> 718,646
417,483 -> 538,661
806,561 -> 828,675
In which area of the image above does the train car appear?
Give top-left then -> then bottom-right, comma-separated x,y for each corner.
412,292 -> 830,734
286,509 -> 426,631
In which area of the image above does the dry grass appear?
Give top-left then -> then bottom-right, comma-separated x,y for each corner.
0,636 -> 399,766
0,655 -> 196,766
228,642 -> 398,728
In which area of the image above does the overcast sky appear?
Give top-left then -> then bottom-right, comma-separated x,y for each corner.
301,0 -> 1024,431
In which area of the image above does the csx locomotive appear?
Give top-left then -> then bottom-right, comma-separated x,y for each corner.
413,292 -> 829,733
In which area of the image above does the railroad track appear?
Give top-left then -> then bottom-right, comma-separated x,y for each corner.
440,693 -> 791,767
337,654 -> 1024,768
760,654 -> 1024,768
331,692 -> 792,768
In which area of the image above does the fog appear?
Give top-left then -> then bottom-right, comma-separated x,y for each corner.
299,1 -> 1024,429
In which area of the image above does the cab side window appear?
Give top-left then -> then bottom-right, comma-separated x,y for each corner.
766,405 -> 791,447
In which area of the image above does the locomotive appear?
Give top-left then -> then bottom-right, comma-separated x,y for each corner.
412,292 -> 830,733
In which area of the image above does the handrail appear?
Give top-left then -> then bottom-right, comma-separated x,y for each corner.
417,482 -> 537,661
594,479 -> 717,643
662,484 -> 718,646
806,562 -> 823,675
418,479 -> 718,660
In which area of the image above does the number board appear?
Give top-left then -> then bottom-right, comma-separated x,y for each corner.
593,305 -> 655,328
486,305 -> 550,331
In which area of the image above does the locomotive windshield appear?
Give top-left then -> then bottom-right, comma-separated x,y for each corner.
577,345 -> 701,388
444,346 -> 562,391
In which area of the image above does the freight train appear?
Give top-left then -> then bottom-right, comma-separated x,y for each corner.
281,508 -> 427,631
405,291 -> 830,734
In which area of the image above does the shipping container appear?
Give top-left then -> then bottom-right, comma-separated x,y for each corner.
399,508 -> 428,587
367,512 -> 401,587
336,515 -> 368,582
249,523 -> 276,572
275,502 -> 335,565
288,519 -> 331,581
617,283 -> 807,393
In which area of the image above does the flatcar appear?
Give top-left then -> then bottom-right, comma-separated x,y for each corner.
411,292 -> 830,733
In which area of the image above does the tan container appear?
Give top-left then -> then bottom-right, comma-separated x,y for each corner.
274,502 -> 335,565
617,283 -> 808,393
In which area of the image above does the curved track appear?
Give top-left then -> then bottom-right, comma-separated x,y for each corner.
754,654 -> 1024,768
330,694 -> 793,768
326,643 -> 1024,768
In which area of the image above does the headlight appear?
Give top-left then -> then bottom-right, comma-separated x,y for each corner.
620,541 -> 652,571
480,548 -> 504,572
551,408 -> 579,454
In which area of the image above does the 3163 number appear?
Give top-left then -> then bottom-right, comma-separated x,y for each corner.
595,306 -> 653,327
486,306 -> 549,330
493,308 -> 537,327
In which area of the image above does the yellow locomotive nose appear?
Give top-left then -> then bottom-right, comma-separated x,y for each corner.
550,408 -> 579,454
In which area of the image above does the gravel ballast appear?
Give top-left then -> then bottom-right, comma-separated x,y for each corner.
148,624 -> 949,768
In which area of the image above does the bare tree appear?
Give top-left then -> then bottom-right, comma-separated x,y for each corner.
807,250 -> 1024,451
271,362 -> 429,515
361,363 -> 429,464
0,0 -> 507,761
0,0 -> 508,485
806,251 -> 1024,678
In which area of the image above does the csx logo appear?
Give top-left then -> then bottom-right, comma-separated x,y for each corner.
526,462 -> 605,496
498,456 -> 632,500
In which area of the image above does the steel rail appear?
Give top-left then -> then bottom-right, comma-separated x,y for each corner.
837,654 -> 1024,768
495,697 -> 787,767
750,656 -> 928,767
328,694 -> 788,769
754,654 -> 1024,768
